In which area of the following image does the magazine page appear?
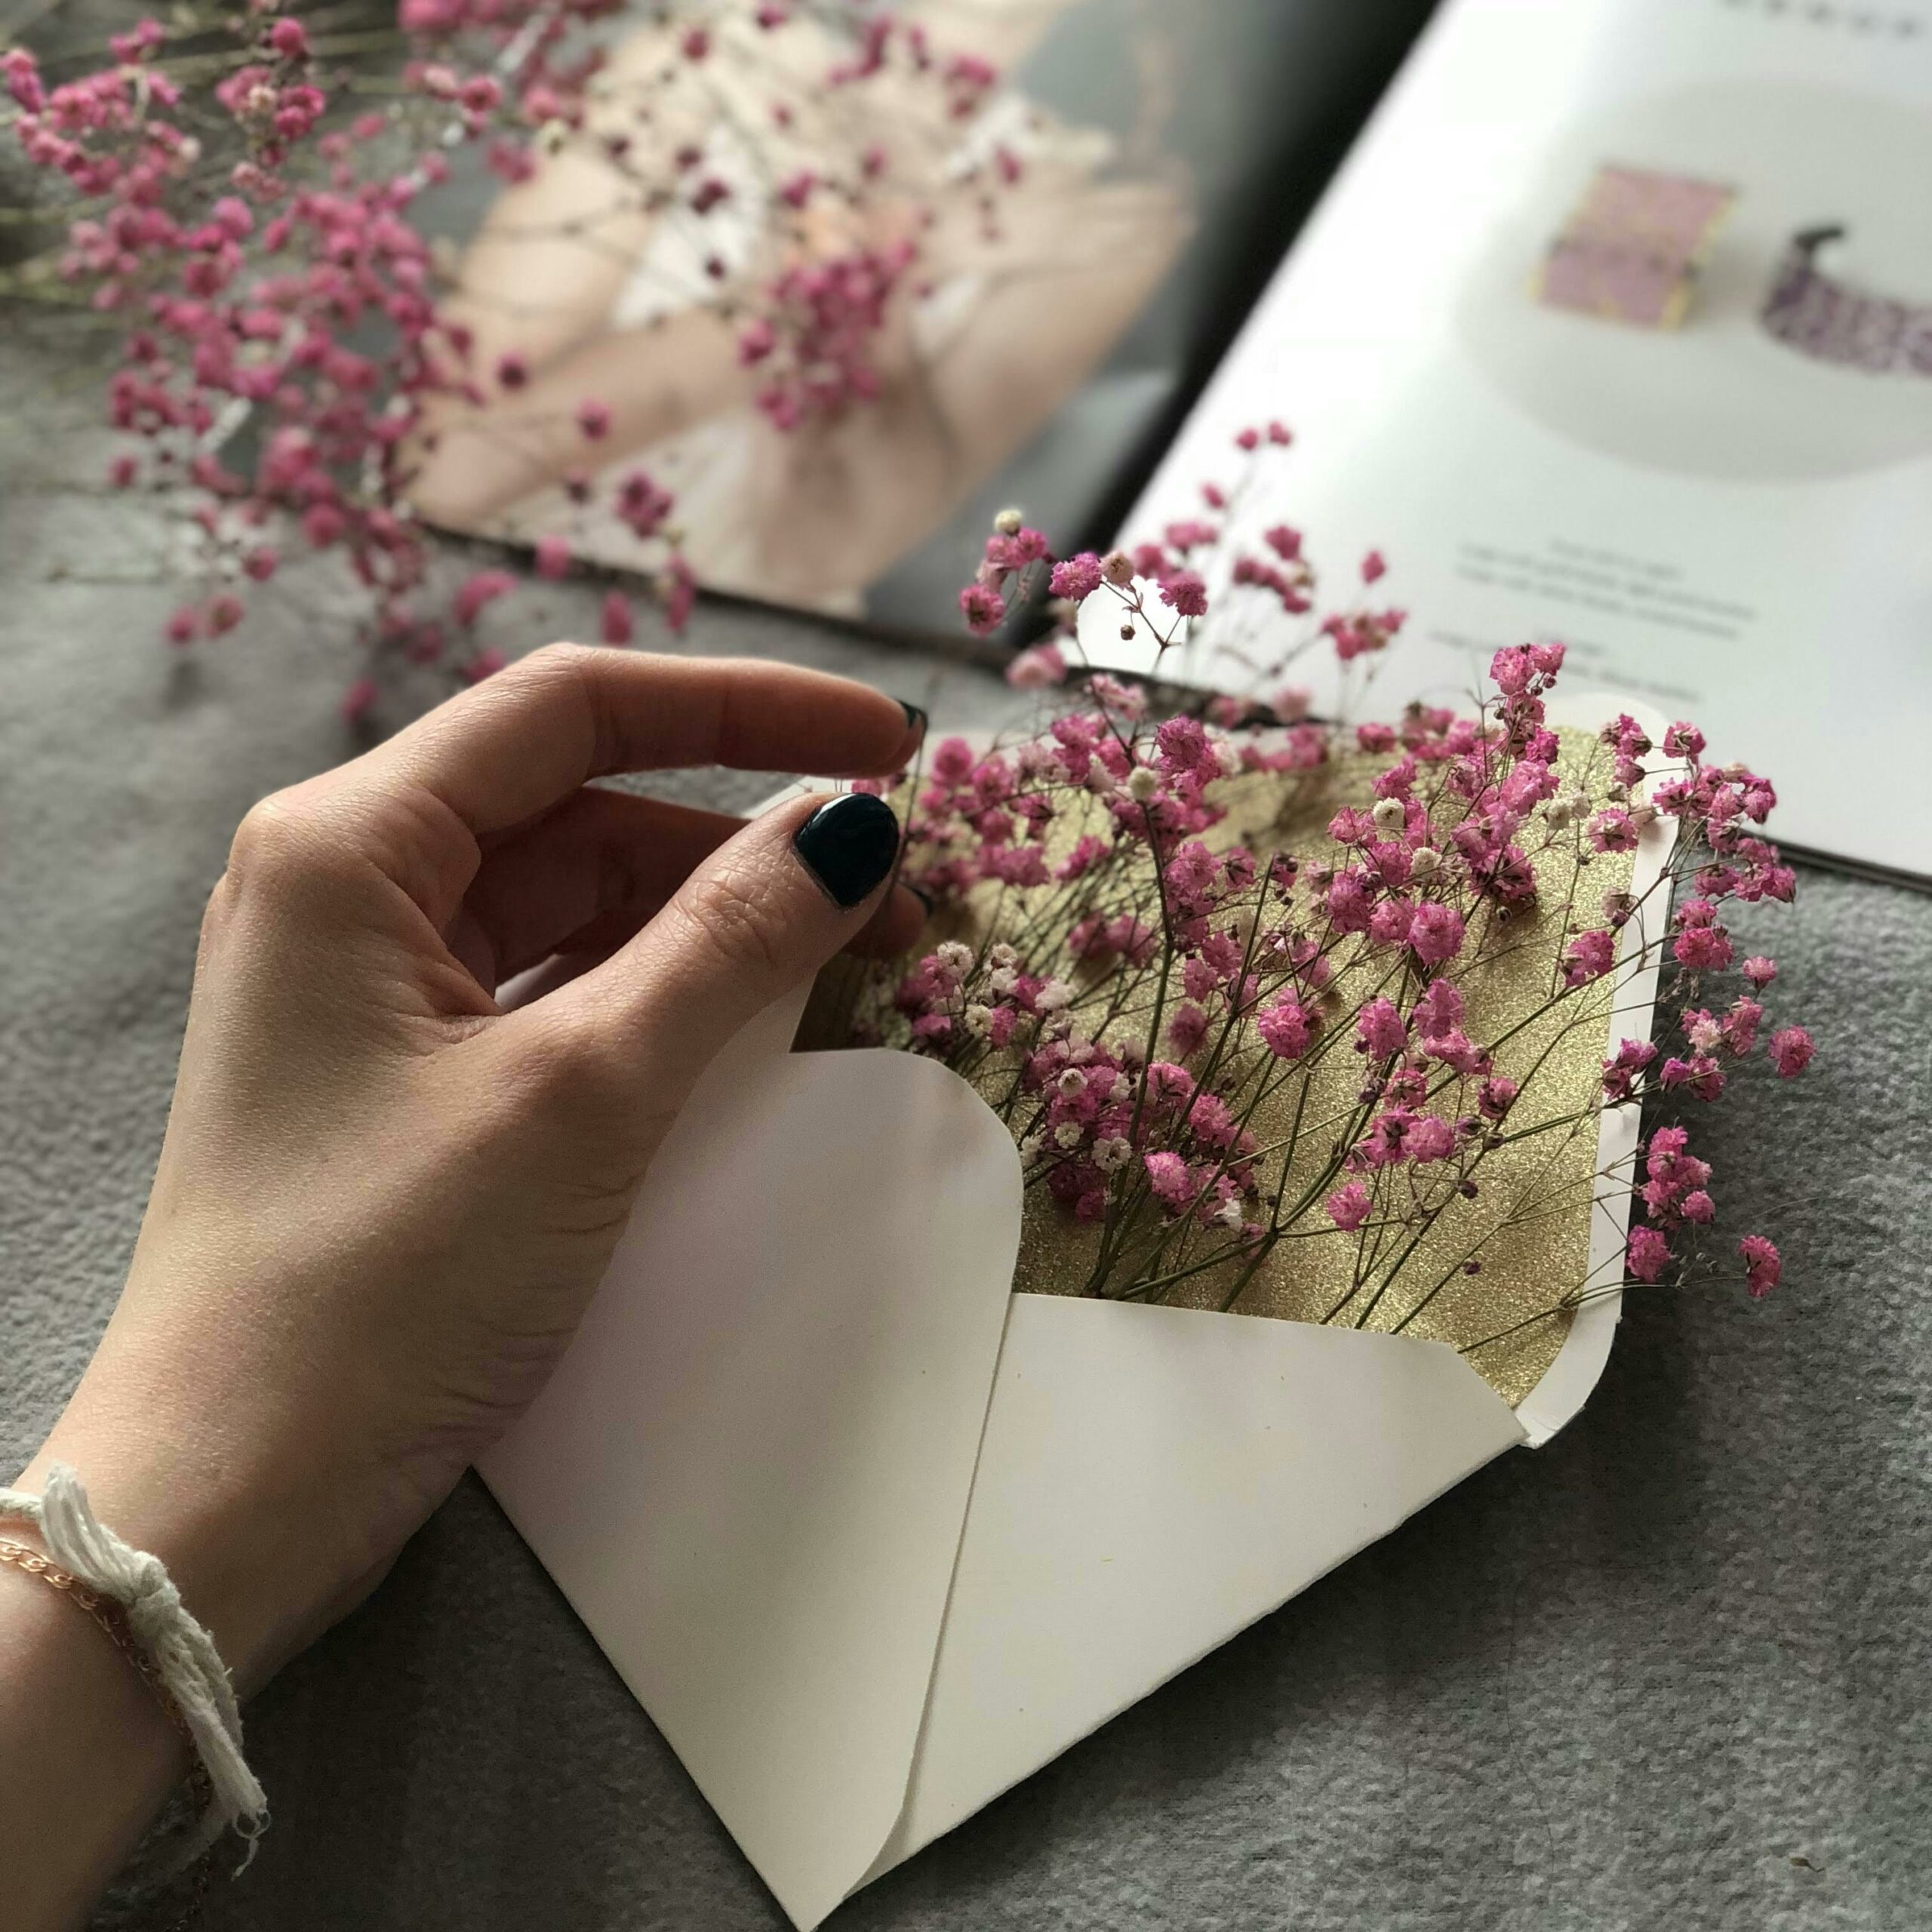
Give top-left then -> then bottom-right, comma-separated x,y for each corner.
1110,0 -> 1932,879
408,0 -> 1435,632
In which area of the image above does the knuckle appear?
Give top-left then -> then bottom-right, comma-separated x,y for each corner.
223,792 -> 358,901
510,641 -> 601,706
672,856 -> 791,980
226,792 -> 313,881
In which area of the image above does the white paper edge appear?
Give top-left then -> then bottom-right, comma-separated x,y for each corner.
1513,691 -> 1675,1444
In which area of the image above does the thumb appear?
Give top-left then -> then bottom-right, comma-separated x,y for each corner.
515,788 -> 903,1111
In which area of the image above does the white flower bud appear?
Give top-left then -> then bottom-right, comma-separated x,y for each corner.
1409,847 -> 1441,880
1054,1121 -> 1086,1149
1371,797 -> 1406,837
993,506 -> 1024,536
1126,767 -> 1160,803
1035,978 -> 1074,1014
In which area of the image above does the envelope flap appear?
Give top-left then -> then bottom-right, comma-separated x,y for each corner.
481,990 -> 1022,1930
866,1296 -> 1528,1879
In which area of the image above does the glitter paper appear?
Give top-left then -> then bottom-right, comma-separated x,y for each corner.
823,729 -> 1640,1411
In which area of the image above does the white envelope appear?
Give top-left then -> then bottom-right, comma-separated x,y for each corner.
482,694 -> 1670,1928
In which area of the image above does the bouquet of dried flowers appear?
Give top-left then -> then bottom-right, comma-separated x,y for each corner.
0,1 -> 1004,708
832,426 -> 1810,1395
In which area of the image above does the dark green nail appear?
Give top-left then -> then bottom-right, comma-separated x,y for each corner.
899,700 -> 928,738
793,793 -> 901,909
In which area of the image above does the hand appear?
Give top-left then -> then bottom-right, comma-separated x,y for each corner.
16,646 -> 924,1692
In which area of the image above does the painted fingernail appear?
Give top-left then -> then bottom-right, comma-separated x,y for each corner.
904,880 -> 935,915
793,793 -> 902,909
899,700 -> 928,739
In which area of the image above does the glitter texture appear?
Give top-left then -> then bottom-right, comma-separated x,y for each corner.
818,729 -> 1638,1410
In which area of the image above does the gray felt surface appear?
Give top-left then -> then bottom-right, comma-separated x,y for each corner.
3,334 -> 1930,1932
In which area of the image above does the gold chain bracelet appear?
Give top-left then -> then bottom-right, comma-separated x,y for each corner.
0,1536 -> 215,1928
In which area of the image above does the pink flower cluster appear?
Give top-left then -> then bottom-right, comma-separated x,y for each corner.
854,479 -> 1815,1331
5,2 -> 1004,698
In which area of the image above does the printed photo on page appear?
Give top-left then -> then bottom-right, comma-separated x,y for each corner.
405,0 -> 1430,632
1113,0 -> 1932,881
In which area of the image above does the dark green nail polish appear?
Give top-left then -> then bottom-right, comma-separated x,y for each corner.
794,793 -> 901,909
899,700 -> 928,738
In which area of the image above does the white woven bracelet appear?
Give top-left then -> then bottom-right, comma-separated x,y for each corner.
0,1463 -> 269,1871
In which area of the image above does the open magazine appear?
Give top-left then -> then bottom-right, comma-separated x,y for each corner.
412,0 -> 1436,625
1109,0 -> 1932,883
419,0 -> 1930,881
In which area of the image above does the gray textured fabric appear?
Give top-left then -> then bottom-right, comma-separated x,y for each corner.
4,339 -> 1930,1932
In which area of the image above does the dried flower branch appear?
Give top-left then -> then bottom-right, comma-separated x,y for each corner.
1,2 -> 1006,704
839,426 -> 1808,1382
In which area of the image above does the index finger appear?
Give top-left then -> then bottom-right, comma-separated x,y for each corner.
354,645 -> 922,839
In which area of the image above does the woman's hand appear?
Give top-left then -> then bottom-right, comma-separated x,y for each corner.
15,645 -> 924,1694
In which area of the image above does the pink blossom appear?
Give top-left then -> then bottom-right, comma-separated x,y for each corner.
1601,1038 -> 1657,1101
1005,642 -> 1066,688
1562,928 -> 1617,987
1325,1182 -> 1371,1232
1414,980 -> 1463,1036
1408,901 -> 1465,967
1627,1226 -> 1671,1283
599,591 -> 634,647
1167,1003 -> 1211,1057
1721,998 -> 1763,1056
1048,552 -> 1103,601
1767,1026 -> 1814,1078
1406,1115 -> 1455,1163
1158,571 -> 1208,618
1672,901 -> 1734,972
1477,1076 -> 1517,1121
1660,1054 -> 1725,1102
1255,994 -> 1313,1060
958,583 -> 1005,635
1144,1150 -> 1194,1210
452,569 -> 515,626
663,558 -> 697,635
1742,956 -> 1777,989
1587,808 -> 1638,853
576,398 -> 611,440
1355,998 -> 1407,1060
533,534 -> 571,581
1361,548 -> 1386,583
1739,1235 -> 1781,1299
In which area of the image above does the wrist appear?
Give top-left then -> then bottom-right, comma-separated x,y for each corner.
0,1545 -> 187,1930
19,1349 -> 366,1694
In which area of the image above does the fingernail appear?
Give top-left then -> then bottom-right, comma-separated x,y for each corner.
899,700 -> 928,740
904,880 -> 935,915
793,793 -> 902,909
